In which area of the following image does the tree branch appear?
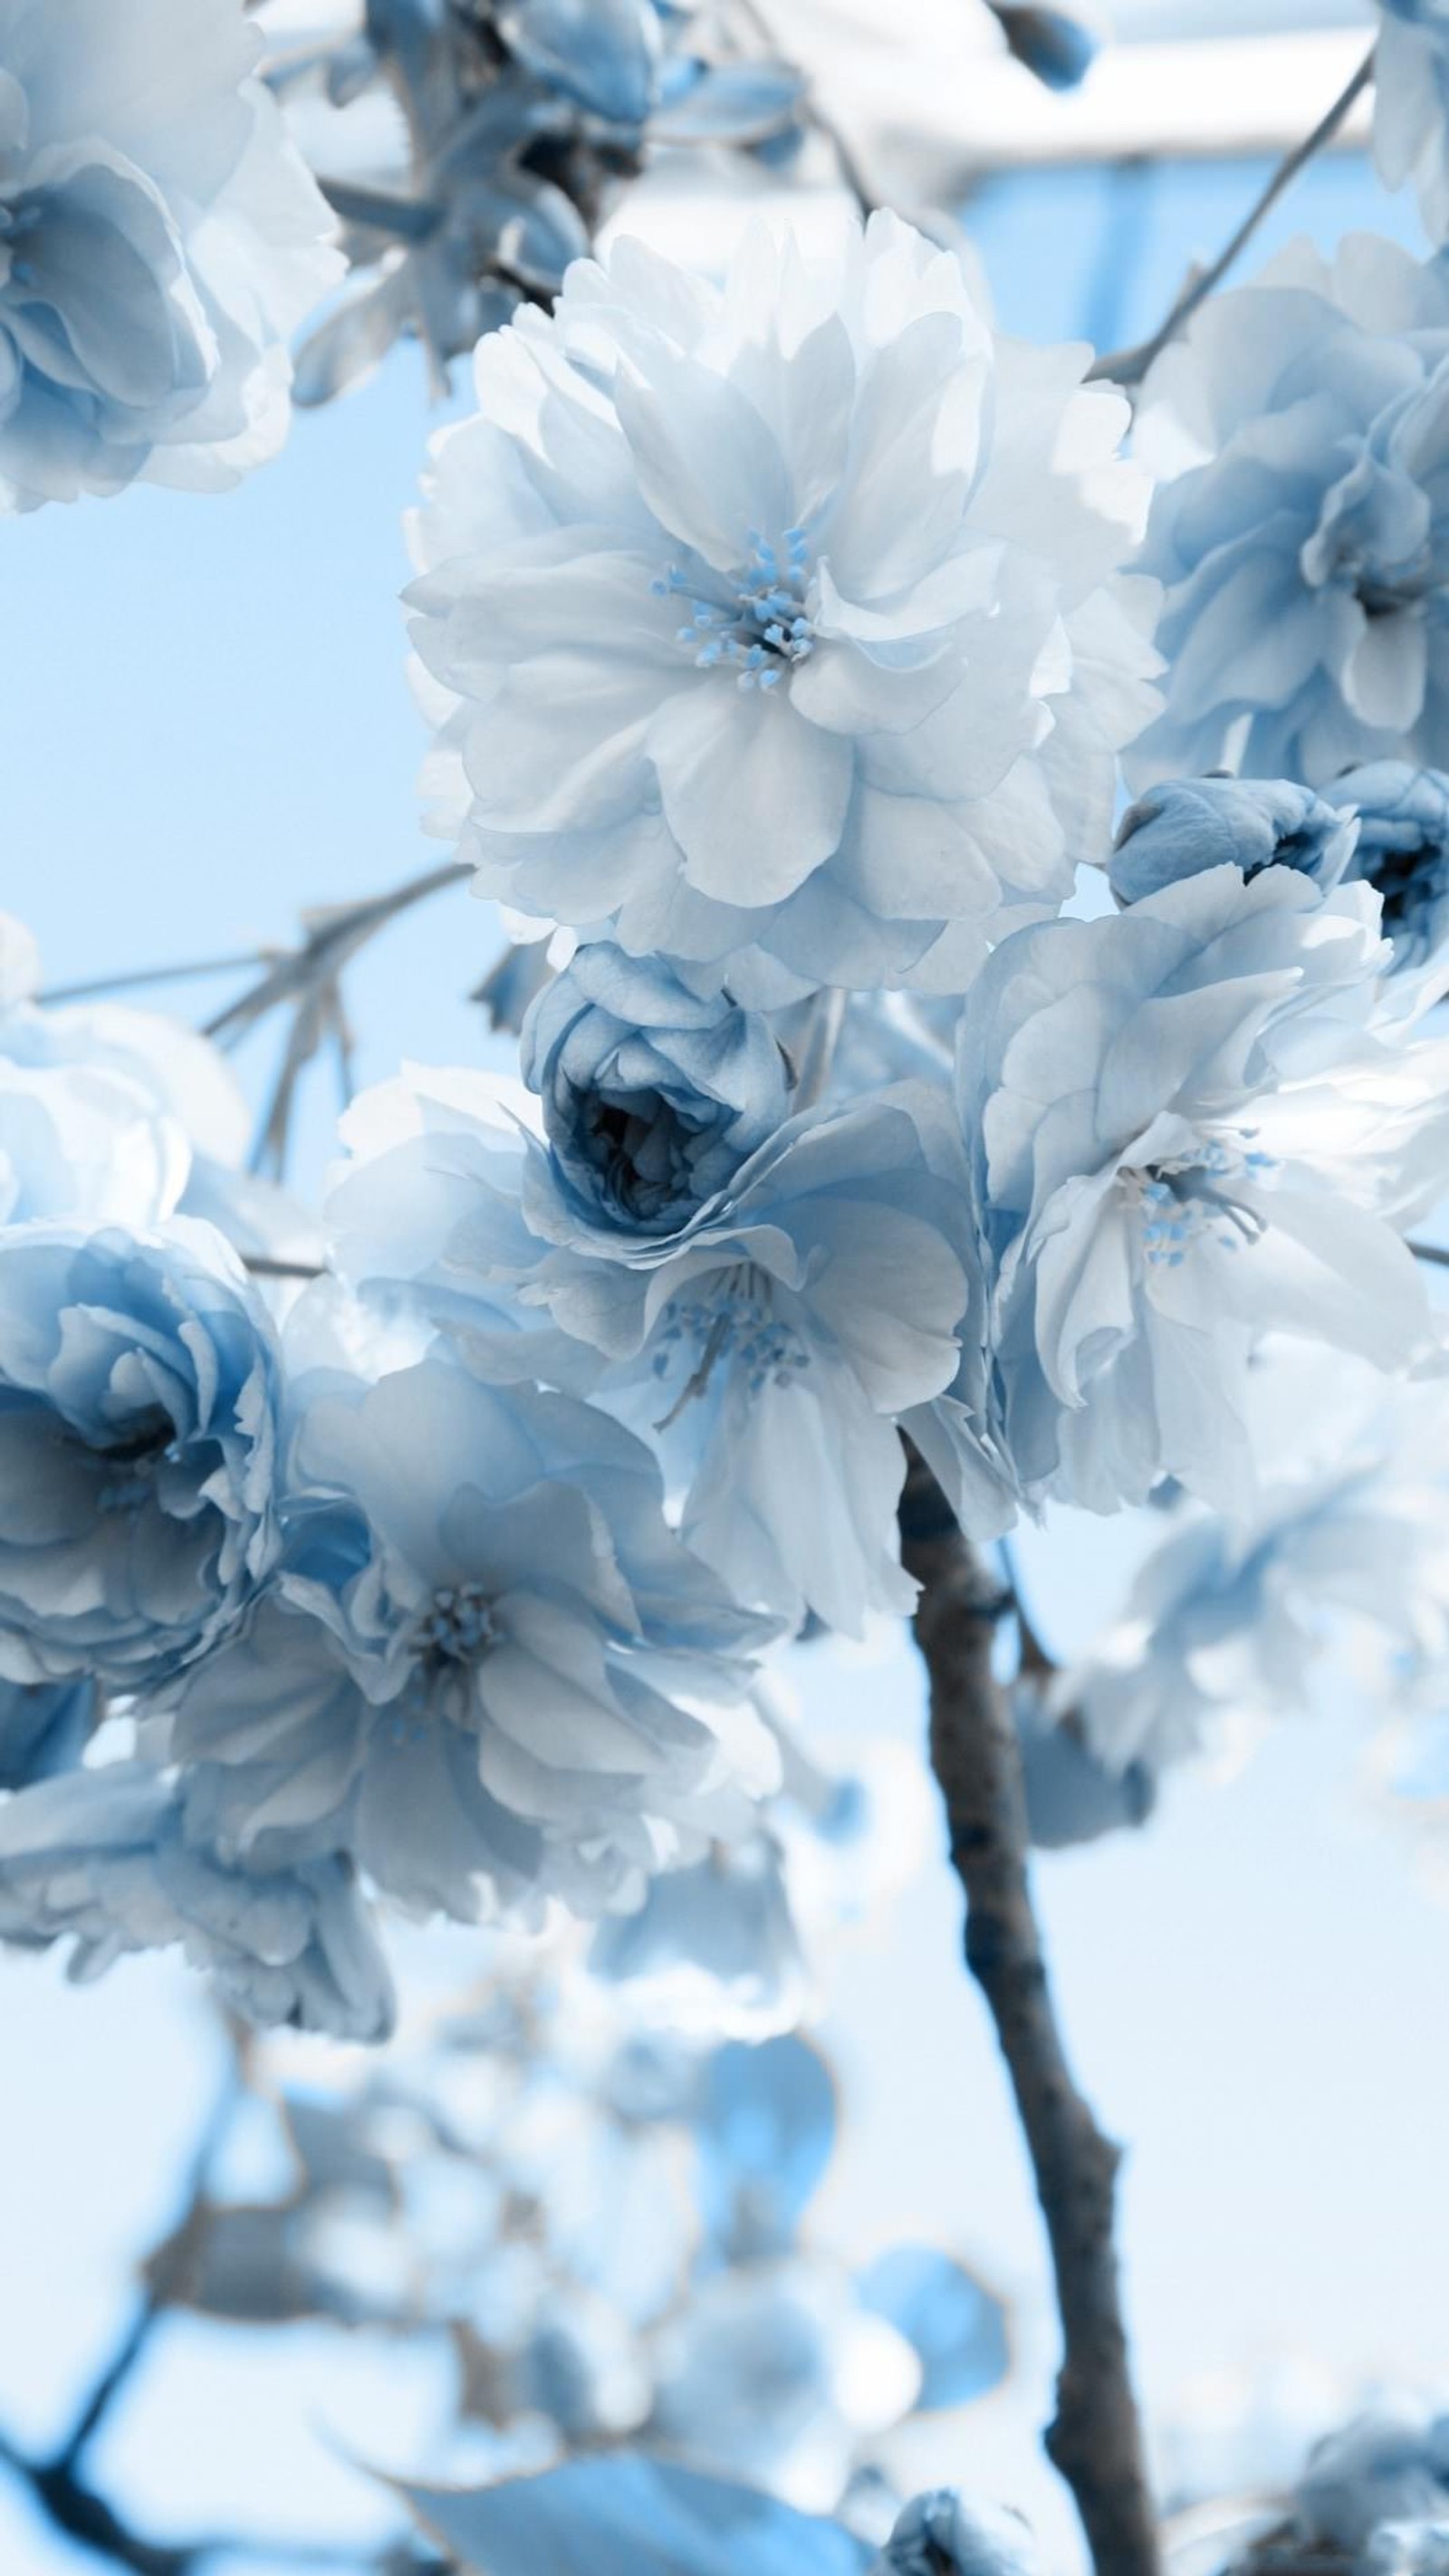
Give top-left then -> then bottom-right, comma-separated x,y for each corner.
1088,44 -> 1375,389
901,1456 -> 1160,2576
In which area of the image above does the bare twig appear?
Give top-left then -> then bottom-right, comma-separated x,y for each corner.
201,858 -> 470,1177
204,860 -> 470,1047
1088,44 -> 1375,389
1412,1238 -> 1449,1270
730,0 -> 878,217
900,1451 -> 1159,2576
38,954 -> 274,1006
1001,1537 -> 1055,1680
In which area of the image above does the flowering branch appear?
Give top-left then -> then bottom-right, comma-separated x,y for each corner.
899,1454 -> 1160,2576
1088,43 -> 1376,389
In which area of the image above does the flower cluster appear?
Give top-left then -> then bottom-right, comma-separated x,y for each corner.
15,187 -> 1449,2030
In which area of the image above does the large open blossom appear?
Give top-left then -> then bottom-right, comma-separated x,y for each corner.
1128,237 -> 1449,791
0,1218 -> 282,1687
159,1351 -> 778,1926
0,0 -> 340,508
326,1068 -> 996,1632
960,866 -> 1447,1516
407,209 -> 1159,998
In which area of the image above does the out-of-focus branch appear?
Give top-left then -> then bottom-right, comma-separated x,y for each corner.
37,954 -> 274,1006
900,1451 -> 1160,2576
204,860 -> 471,1048
1088,43 -> 1375,388
202,858 -> 471,1178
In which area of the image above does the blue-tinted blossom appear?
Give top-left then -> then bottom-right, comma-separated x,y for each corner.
408,210 -> 1158,998
1293,2406 -> 1449,2559
0,1218 -> 282,1688
1333,760 -> 1449,973
872,2489 -> 1040,2575
0,912 -> 251,1226
0,1760 -> 394,2038
0,0 -> 340,508
589,1832 -> 810,2038
648,2255 -> 922,2510
1109,776 -> 1358,908
1066,1391 -> 1449,1776
1012,1681 -> 1156,1847
161,1351 -> 778,1925
522,944 -> 791,1232
1128,238 -> 1449,791
1375,3 -> 1449,243
960,867 -> 1445,1516
329,1069 -> 987,1632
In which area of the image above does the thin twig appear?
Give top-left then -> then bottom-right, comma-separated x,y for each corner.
49,2066 -> 240,2481
202,858 -> 469,1178
204,860 -> 470,1045
731,0 -> 878,217
1088,44 -> 1375,388
1001,1537 -> 1055,1680
900,1450 -> 1160,2576
37,954 -> 274,1006
1412,1238 -> 1449,1269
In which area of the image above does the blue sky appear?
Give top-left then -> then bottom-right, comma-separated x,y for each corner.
1,132 -> 1445,2576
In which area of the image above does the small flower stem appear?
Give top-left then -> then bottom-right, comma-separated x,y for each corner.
1088,43 -> 1375,389
730,0 -> 879,217
901,1452 -> 1160,2576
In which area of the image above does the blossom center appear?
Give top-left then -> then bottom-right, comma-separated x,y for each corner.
653,1264 -> 811,1426
1365,835 -> 1449,936
652,528 -> 816,693
578,1088 -> 714,1228
414,1581 -> 498,1669
1129,1139 -> 1275,1267
90,1408 -> 179,1513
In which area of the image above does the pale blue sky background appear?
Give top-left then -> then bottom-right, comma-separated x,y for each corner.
0,126 -> 1445,2576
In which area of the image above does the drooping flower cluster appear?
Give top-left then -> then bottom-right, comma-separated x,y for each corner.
1374,1 -> 1449,244
1128,236 -> 1449,791
274,0 -> 807,401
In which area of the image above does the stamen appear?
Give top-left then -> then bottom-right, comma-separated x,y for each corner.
652,531 -> 818,687
653,1265 -> 811,1428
